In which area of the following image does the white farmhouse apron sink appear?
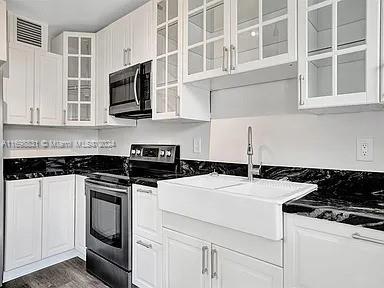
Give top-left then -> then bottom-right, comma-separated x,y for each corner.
158,174 -> 317,241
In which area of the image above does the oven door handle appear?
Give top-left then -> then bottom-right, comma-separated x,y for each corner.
133,68 -> 140,106
85,180 -> 128,194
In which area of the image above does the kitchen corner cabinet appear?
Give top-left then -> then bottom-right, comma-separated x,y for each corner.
297,0 -> 381,110
0,0 -> 6,65
52,32 -> 96,126
153,0 -> 210,121
284,214 -> 384,288
3,43 -> 63,126
183,0 -> 297,83
75,175 -> 87,259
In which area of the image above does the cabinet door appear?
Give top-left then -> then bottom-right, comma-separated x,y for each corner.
212,245 -> 282,288
285,214 -> 384,288
42,175 -> 75,258
110,16 -> 131,73
133,185 -> 162,243
231,0 -> 296,74
183,0 -> 231,82
35,51 -> 63,126
3,43 -> 34,125
298,0 -> 380,109
133,235 -> 163,288
5,179 -> 42,271
130,1 -> 153,65
75,175 -> 87,259
0,0 -> 6,64
163,229 -> 211,288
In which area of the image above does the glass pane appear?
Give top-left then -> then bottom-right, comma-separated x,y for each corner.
337,0 -> 366,50
263,19 -> 288,58
81,57 -> 91,78
189,0 -> 203,11
188,45 -> 204,75
167,87 -> 177,113
168,22 -> 178,53
308,5 -> 332,56
237,0 -> 259,30
168,0 -> 178,19
206,1 -> 224,40
157,1 -> 166,25
80,104 -> 91,121
81,38 -> 92,55
68,103 -> 78,121
308,57 -> 332,98
156,89 -> 166,113
337,51 -> 365,95
68,80 -> 79,101
206,39 -> 223,71
263,0 -> 287,22
168,54 -> 178,85
238,28 -> 259,64
68,56 -> 79,78
157,27 -> 166,56
68,37 -> 79,54
189,9 -> 204,46
156,57 -> 166,87
80,80 -> 91,101
308,0 -> 327,6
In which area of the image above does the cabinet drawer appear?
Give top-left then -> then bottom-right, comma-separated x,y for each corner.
133,235 -> 162,288
133,184 -> 162,243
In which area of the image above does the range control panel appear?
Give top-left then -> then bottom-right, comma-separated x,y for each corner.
130,144 -> 180,163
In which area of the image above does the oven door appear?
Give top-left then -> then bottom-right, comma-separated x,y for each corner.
109,64 -> 141,115
85,179 -> 131,271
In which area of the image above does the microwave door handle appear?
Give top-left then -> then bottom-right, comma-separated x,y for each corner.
134,68 -> 140,106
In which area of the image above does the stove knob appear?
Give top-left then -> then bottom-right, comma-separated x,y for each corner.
131,149 -> 136,156
166,150 -> 172,157
160,150 -> 165,157
136,149 -> 141,156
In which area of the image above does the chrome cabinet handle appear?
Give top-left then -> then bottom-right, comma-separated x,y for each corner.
134,68 -> 140,105
137,188 -> 153,194
222,47 -> 228,72
202,246 -> 209,275
299,74 -> 304,105
127,48 -> 132,66
30,107 -> 34,124
104,108 -> 108,124
123,49 -> 127,66
63,109 -> 67,125
352,233 -> 384,245
176,95 -> 181,117
36,107 -> 40,124
211,249 -> 218,279
38,180 -> 42,198
137,240 -> 152,249
230,45 -> 236,71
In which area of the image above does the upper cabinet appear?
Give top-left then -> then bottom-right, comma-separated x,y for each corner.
298,0 -> 381,110
52,32 -> 96,126
183,0 -> 297,82
0,0 -> 6,65
110,15 -> 131,73
153,0 -> 211,121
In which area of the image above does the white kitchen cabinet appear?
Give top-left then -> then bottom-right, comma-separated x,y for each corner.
110,15 -> 131,73
5,179 -> 42,271
0,0 -> 6,65
284,214 -> 384,288
52,32 -> 96,126
298,0 -> 381,110
183,0 -> 297,82
34,51 -> 63,126
75,175 -> 87,259
133,184 -> 162,243
133,235 -> 163,288
163,229 -> 211,288
153,0 -> 210,121
42,175 -> 75,258
212,245 -> 282,288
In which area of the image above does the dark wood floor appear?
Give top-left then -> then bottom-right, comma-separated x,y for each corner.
3,258 -> 109,288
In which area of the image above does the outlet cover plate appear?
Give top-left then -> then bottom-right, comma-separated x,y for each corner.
193,137 -> 202,154
356,137 -> 374,162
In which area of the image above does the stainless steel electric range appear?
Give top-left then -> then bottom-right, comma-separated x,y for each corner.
85,145 -> 180,288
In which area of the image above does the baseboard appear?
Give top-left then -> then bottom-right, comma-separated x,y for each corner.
3,249 -> 85,283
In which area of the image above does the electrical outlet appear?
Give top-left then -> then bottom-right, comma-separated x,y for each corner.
193,137 -> 202,154
356,137 -> 374,162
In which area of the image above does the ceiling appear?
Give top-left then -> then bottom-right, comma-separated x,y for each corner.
7,0 -> 150,38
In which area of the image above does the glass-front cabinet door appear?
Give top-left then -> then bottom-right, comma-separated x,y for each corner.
298,0 -> 380,109
63,32 -> 96,125
230,0 -> 297,74
183,0 -> 231,82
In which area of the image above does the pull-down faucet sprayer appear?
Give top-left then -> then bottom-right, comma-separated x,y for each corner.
247,126 -> 262,182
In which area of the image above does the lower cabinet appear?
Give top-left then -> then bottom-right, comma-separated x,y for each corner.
5,175 -> 76,271
75,175 -> 87,259
284,214 -> 384,288
163,229 -> 282,288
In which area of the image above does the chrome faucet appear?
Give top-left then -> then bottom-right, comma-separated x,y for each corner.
247,126 -> 262,182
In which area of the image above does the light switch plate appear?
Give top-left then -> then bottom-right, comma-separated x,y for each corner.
356,137 -> 374,162
193,137 -> 202,154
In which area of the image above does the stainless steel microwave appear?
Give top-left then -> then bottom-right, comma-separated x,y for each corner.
109,61 -> 151,119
